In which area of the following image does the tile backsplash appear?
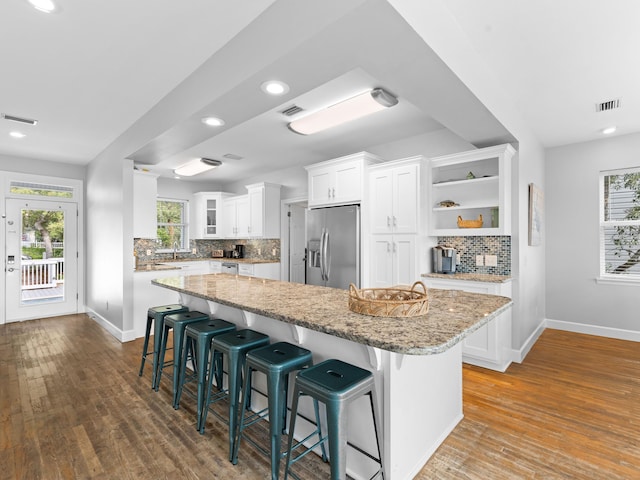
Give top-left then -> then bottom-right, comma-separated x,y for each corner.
134,238 -> 280,264
437,236 -> 511,275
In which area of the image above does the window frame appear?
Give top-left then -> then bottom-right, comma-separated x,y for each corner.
598,166 -> 640,283
155,197 -> 189,253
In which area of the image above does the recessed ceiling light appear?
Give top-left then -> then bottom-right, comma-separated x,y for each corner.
602,126 -> 617,135
27,0 -> 58,13
201,116 -> 225,127
10,131 -> 26,139
261,80 -> 289,96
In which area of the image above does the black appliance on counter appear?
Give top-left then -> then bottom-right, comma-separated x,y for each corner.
233,244 -> 245,258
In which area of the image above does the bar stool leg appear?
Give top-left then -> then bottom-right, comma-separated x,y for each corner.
232,363 -> 253,465
172,326 -> 189,407
267,370 -> 285,480
224,350 -> 243,458
326,401 -> 348,480
154,324 -> 171,392
138,314 -> 153,376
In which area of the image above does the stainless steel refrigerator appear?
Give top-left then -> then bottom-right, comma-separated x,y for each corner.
305,205 -> 360,289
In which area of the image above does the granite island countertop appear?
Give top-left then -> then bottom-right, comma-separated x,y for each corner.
422,273 -> 512,283
152,274 -> 512,356
136,257 -> 279,272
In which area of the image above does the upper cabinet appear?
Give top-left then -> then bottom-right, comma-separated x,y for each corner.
306,152 -> 382,208
223,195 -> 250,238
429,144 -> 515,236
369,158 -> 420,235
192,192 -> 233,239
247,182 -> 281,238
132,170 -> 158,239
222,183 -> 281,238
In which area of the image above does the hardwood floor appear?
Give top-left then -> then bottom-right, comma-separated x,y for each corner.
1,315 -> 638,479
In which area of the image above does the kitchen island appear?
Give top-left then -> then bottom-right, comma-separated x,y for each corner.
153,274 -> 512,479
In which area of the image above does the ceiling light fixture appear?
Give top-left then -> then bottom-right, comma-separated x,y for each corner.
288,88 -> 398,135
201,116 -> 225,127
261,80 -> 289,96
27,0 -> 57,13
10,131 -> 26,139
601,126 -> 617,135
2,113 -> 38,125
173,158 -> 222,177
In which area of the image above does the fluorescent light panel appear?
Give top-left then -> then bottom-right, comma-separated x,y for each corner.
288,88 -> 398,135
174,158 -> 221,177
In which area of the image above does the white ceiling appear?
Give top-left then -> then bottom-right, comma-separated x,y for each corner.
1,0 -> 638,181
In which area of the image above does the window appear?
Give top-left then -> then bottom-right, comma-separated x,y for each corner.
600,167 -> 640,279
156,198 -> 188,251
10,181 -> 74,198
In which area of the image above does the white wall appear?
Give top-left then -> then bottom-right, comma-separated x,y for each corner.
546,133 -> 640,334
0,154 -> 85,180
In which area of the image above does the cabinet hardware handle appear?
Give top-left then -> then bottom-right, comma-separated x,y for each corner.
393,216 -> 397,227
328,187 -> 331,198
332,187 -> 335,198
387,216 -> 391,227
387,242 -> 391,253
393,242 -> 397,253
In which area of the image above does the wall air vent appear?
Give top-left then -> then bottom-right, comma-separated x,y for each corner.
2,113 -> 38,125
280,105 -> 304,117
596,99 -> 621,112
223,153 -> 243,161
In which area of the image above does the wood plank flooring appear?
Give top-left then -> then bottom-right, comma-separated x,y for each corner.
1,315 -> 638,479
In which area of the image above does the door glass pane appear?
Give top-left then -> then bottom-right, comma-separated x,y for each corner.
20,208 -> 65,305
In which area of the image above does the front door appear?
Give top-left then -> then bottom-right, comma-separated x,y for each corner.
5,198 -> 78,321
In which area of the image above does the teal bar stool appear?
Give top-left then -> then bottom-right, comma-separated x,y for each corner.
175,318 -> 236,413
155,311 -> 210,397
232,342 -> 320,480
284,359 -> 384,480
199,329 -> 270,458
139,304 -> 188,388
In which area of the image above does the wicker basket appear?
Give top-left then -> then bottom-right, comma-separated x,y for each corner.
457,214 -> 483,228
348,281 -> 429,317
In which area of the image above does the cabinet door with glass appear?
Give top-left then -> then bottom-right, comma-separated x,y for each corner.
192,192 -> 232,239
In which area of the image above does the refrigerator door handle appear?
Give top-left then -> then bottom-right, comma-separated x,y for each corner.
323,229 -> 331,281
319,229 -> 326,281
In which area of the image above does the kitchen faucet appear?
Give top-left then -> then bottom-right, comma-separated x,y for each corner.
173,241 -> 179,260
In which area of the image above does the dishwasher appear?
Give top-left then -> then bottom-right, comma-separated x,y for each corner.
221,262 -> 238,275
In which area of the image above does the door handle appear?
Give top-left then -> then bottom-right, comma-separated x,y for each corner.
7,268 -> 15,272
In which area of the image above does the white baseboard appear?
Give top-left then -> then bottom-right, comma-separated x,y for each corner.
511,321 -> 545,364
545,318 -> 640,342
85,307 -> 136,343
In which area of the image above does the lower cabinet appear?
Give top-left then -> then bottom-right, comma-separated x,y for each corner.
422,277 -> 513,372
369,234 -> 417,288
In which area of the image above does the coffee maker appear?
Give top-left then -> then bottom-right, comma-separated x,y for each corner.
232,244 -> 245,258
433,245 -> 457,274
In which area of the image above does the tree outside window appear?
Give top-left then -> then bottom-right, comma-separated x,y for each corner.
157,199 -> 188,250
601,168 -> 640,277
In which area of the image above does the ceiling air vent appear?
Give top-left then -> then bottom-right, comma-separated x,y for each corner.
2,113 -> 38,125
280,105 -> 304,117
223,153 -> 243,161
596,99 -> 621,112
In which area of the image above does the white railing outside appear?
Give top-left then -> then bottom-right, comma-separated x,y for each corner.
21,241 -> 64,249
21,258 -> 65,290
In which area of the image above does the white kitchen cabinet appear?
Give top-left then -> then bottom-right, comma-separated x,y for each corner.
369,158 -> 420,235
306,152 -> 382,208
422,277 -> 512,371
133,170 -> 158,239
192,192 -> 233,239
246,182 -> 281,238
369,234 -> 417,288
429,144 -> 515,236
223,195 -> 250,238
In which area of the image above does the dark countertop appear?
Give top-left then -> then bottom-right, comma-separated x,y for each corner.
152,274 -> 512,356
